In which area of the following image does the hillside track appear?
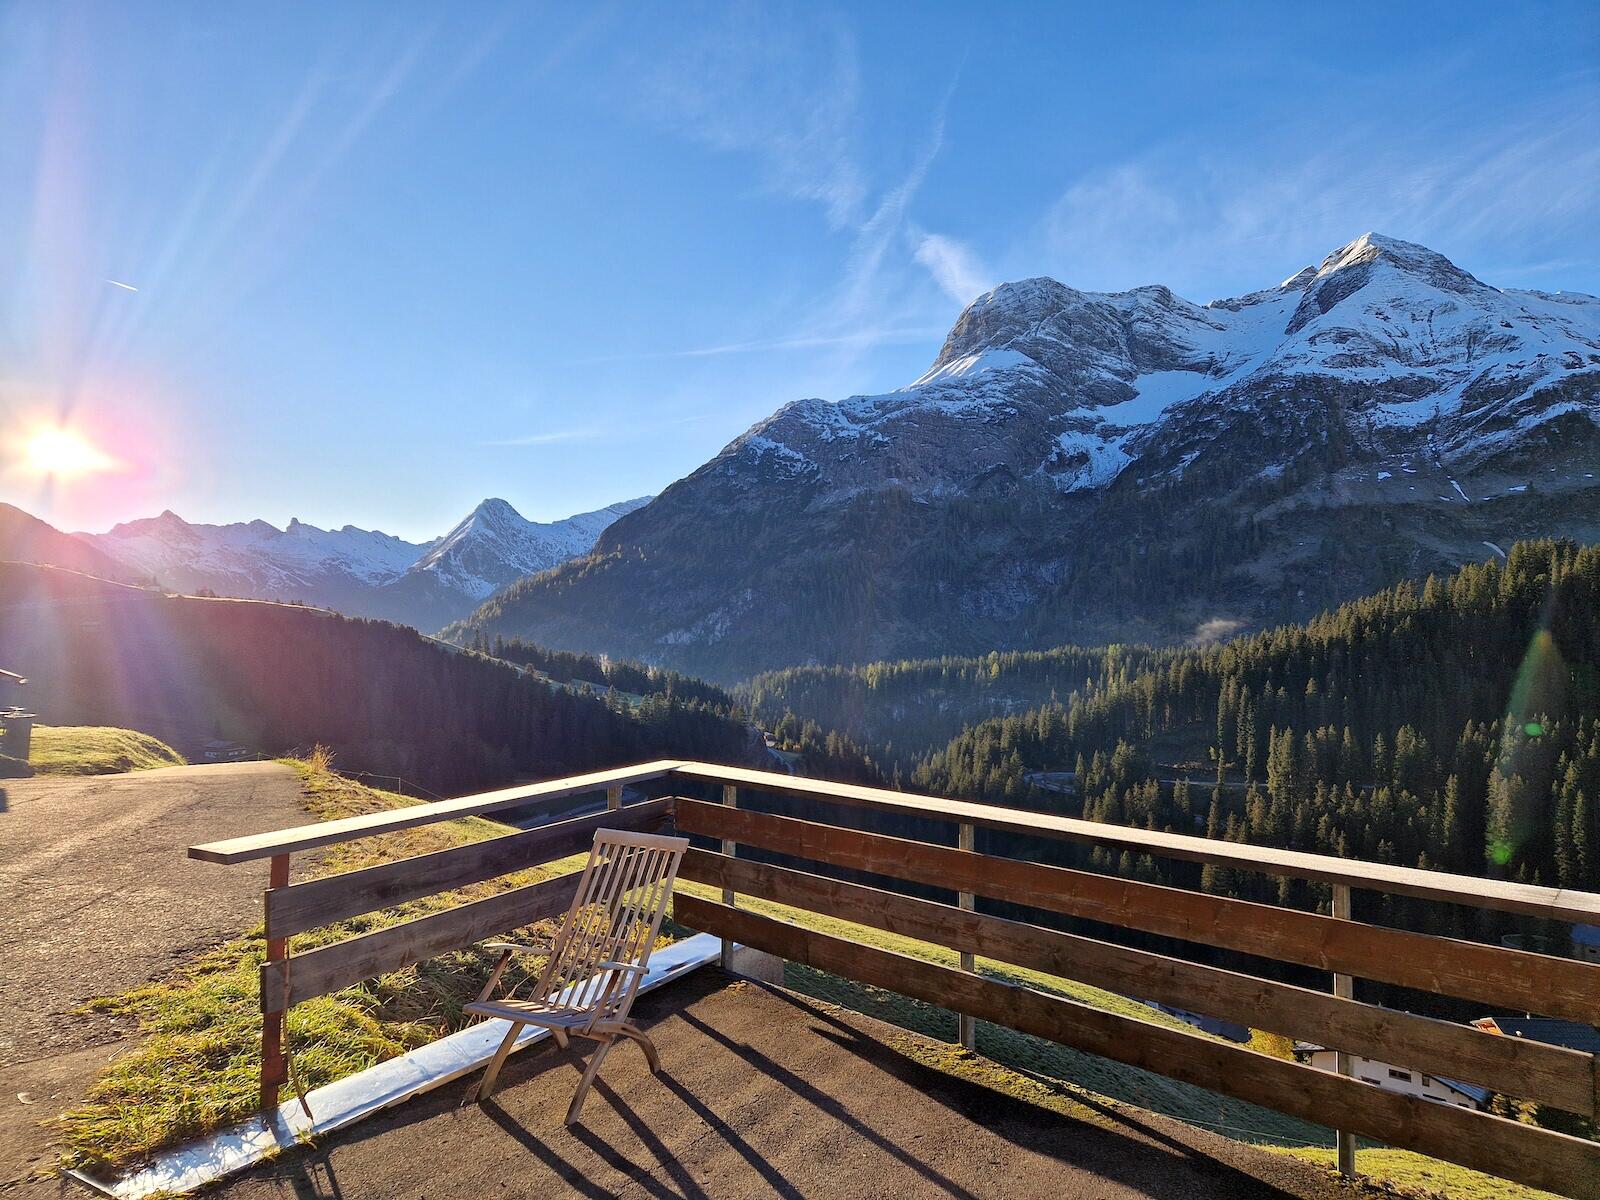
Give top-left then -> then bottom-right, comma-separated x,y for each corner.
0,761 -> 311,1197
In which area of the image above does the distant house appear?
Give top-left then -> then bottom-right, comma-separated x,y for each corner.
1471,1016 -> 1600,1055
1295,1043 -> 1488,1110
202,739 -> 252,762
1573,924 -> 1600,964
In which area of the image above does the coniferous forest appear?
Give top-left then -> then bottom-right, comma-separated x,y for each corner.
0,563 -> 755,794
902,542 -> 1599,949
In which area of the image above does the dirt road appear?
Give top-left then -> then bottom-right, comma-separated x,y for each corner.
0,762 -> 311,1197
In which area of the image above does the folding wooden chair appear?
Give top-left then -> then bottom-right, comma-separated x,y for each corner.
464,828 -> 689,1123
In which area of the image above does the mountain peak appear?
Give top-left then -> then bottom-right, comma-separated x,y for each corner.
1314,233 -> 1482,291
471,497 -> 522,522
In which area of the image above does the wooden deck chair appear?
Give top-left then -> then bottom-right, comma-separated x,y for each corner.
464,828 -> 689,1123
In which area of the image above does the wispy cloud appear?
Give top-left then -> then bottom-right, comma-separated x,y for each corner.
632,10 -> 866,229
911,231 -> 992,304
628,16 -> 973,374
483,411 -> 719,447
1038,85 -> 1600,297
565,325 -> 947,367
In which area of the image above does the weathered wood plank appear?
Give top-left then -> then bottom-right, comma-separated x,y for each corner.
683,849 -> 1596,1116
670,761 -> 1600,925
265,800 -> 671,939
675,895 -> 1600,1200
677,800 -> 1600,1024
261,871 -> 583,1012
191,760 -> 684,864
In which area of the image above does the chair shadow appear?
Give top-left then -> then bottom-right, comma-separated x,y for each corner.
674,1007 -> 983,1200
742,978 -> 1318,1200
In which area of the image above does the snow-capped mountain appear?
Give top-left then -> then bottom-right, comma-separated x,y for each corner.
414,497 -> 651,601
458,234 -> 1600,680
76,496 -> 651,632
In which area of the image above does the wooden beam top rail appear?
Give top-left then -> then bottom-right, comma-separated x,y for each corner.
189,761 -> 685,864
670,761 -> 1600,925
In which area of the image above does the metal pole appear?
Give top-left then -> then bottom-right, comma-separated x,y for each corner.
720,784 -> 737,970
260,853 -> 290,1110
1332,882 -> 1356,1178
958,821 -> 976,1050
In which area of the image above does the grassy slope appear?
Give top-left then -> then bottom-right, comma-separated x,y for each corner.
29,726 -> 187,775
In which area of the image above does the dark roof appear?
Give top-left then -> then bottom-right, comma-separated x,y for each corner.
1482,1017 -> 1600,1054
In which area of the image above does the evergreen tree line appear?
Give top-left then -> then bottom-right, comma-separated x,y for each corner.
2,565 -> 755,795
465,631 -> 735,709
914,540 -> 1600,908
742,644 -> 1168,771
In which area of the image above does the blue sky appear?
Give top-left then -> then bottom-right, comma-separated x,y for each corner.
3,1 -> 1597,539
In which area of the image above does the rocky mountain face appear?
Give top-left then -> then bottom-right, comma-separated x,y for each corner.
459,234 -> 1600,681
69,495 -> 650,631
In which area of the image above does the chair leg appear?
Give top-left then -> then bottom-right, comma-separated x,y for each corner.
552,1028 -> 569,1051
616,1022 -> 661,1073
564,1036 -> 615,1125
475,1021 -> 524,1103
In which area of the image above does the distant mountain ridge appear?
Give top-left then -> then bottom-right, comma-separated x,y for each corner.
457,233 -> 1600,680
60,495 -> 651,631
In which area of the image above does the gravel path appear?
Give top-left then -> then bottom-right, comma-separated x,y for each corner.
0,762 -> 311,1197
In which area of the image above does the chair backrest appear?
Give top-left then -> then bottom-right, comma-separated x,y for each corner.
538,828 -> 689,1019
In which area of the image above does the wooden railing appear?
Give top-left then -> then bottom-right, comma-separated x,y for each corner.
190,760 -> 1600,1199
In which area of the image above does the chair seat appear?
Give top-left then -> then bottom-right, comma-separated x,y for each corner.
464,997 -> 592,1027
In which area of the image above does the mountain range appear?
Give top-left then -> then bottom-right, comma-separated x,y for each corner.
0,496 -> 649,632
454,234 -> 1600,680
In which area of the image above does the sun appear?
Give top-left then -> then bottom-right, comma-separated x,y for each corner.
23,427 -> 117,479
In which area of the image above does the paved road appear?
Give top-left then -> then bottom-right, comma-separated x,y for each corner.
216,971 -> 1364,1200
0,762 -> 311,1198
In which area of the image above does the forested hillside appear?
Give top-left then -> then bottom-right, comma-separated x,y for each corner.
0,563 -> 756,795
743,645 -> 1169,771
914,541 -> 1600,915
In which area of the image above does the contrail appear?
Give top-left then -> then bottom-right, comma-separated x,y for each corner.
105,279 -> 139,292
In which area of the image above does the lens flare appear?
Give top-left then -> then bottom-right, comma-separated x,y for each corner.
22,427 -> 118,480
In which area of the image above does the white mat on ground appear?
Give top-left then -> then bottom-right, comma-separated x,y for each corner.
83,933 -> 722,1199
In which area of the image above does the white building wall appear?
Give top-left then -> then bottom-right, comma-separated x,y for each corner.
1306,1050 -> 1480,1108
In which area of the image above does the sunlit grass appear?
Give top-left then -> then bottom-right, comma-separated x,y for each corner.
55,751 -> 584,1174
1277,1146 -> 1563,1200
28,726 -> 187,775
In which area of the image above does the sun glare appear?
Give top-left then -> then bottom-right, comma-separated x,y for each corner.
22,427 -> 117,479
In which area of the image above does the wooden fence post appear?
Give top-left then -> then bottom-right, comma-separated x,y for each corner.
721,784 -> 738,970
958,821 -> 976,1050
1332,882 -> 1356,1178
606,782 -> 622,812
260,853 -> 290,1110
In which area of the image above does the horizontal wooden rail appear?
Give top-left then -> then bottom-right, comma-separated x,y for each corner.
261,871 -> 582,1013
191,760 -> 683,864
672,762 -> 1600,925
266,799 -> 671,939
682,849 -> 1597,1116
676,895 -> 1600,1200
677,800 -> 1600,1024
